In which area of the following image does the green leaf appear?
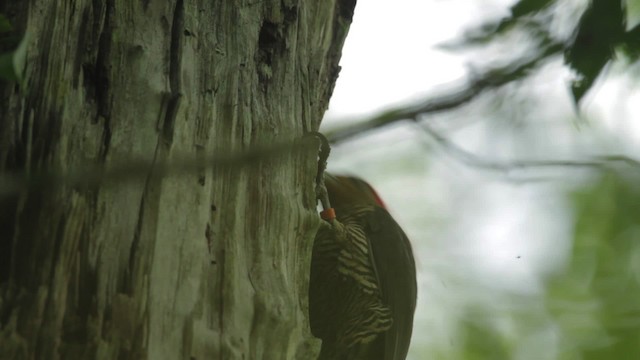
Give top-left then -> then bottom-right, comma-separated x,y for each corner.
511,0 -> 556,18
565,0 -> 626,104
621,24 -> 640,60
549,171 -> 640,358
0,32 -> 29,84
0,14 -> 11,33
0,51 -> 17,81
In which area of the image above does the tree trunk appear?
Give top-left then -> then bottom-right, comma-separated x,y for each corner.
0,0 -> 355,359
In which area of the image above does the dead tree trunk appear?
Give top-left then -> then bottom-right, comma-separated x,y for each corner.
0,0 -> 355,359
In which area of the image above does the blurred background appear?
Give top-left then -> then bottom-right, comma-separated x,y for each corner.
321,0 -> 640,359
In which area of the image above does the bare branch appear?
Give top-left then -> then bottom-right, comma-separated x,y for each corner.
0,138 -> 316,198
417,121 -> 640,178
325,41 -> 565,144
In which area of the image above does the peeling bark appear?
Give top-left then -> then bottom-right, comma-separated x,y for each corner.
0,0 -> 355,359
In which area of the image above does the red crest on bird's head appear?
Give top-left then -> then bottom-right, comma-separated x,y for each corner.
324,174 -> 387,209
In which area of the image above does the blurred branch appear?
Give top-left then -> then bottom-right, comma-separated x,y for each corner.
0,137 -> 317,198
325,41 -> 564,144
327,0 -> 634,143
418,121 -> 640,176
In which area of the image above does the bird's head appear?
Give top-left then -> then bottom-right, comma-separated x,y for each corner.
324,174 -> 387,209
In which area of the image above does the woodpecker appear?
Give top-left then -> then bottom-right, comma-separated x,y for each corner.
309,173 -> 417,360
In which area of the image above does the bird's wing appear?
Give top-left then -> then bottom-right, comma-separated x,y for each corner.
365,207 -> 418,360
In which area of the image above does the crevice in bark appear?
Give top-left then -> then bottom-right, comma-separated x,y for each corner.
194,105 -> 212,184
73,8 -> 91,89
80,0 -> 105,101
0,195 -> 18,285
205,222 -> 214,264
35,109 -> 63,166
196,147 -> 206,186
126,141 -> 161,294
95,0 -> 115,160
142,0 -> 151,12
127,192 -> 146,295
256,14 -> 288,86
258,20 -> 279,68
161,0 -> 185,146
95,0 -> 114,120
256,3 -> 298,90
207,199 -> 217,263
283,2 -> 299,24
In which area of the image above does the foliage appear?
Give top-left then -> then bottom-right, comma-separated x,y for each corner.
425,170 -> 640,359
548,171 -> 640,359
0,13 -> 27,84
454,0 -> 639,105
326,0 -> 640,145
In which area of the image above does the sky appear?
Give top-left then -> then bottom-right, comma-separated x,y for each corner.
324,0 -> 511,121
320,0 -> 640,358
